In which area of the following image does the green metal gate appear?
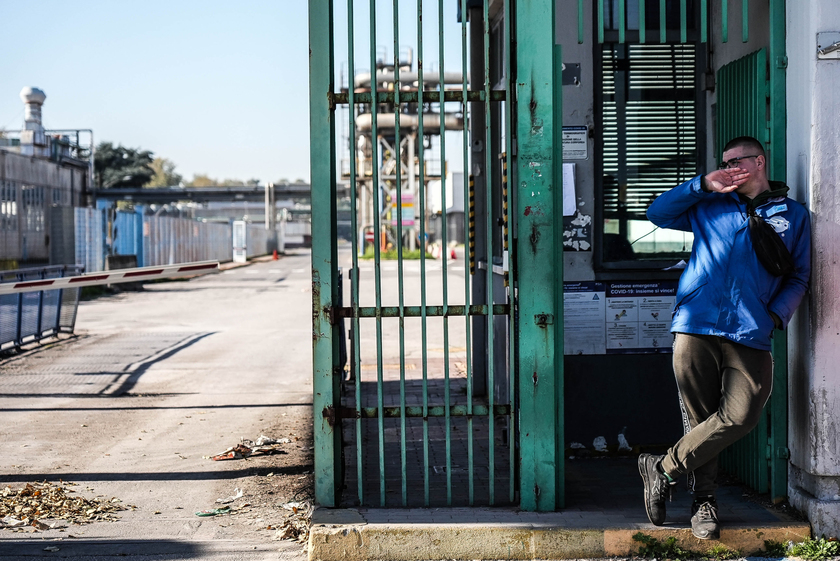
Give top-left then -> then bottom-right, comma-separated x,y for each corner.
309,0 -> 564,510
716,43 -> 789,503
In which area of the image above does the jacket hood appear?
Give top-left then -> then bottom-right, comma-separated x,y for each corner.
741,181 -> 790,210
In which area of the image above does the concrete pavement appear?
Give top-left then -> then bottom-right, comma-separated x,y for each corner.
1,247 -> 812,560
309,459 -> 810,560
0,251 -> 315,560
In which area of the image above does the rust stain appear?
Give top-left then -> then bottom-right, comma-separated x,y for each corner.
529,224 -> 541,254
312,269 -> 322,341
322,406 -> 336,428
524,206 -> 532,216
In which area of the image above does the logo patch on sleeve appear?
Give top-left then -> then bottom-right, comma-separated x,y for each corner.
766,216 -> 790,233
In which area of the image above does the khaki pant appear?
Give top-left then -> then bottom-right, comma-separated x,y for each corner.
661,333 -> 773,496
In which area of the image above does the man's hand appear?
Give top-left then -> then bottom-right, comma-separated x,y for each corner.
702,169 -> 750,193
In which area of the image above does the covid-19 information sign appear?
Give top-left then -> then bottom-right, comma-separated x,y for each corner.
564,281 -> 678,355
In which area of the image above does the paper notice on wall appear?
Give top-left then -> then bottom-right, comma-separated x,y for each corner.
563,163 -> 576,216
563,280 -> 678,355
605,282 -> 677,354
564,281 -> 606,355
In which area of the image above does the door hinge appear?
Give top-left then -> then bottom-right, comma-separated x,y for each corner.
775,55 -> 788,69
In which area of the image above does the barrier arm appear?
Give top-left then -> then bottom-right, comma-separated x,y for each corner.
0,261 -> 220,296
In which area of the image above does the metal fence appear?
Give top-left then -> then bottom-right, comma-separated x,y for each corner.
141,215 -> 233,267
75,208 -> 105,274
0,265 -> 82,353
72,209 -> 283,272
244,223 -> 274,258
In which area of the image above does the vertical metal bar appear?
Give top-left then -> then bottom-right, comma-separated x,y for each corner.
36,278 -> 44,337
347,0 -> 364,507
618,0 -> 625,44
504,0 -> 516,506
597,0 -> 604,44
368,0 -> 387,507
552,43 -> 566,510
639,0 -> 646,44
578,0 -> 584,44
722,0 -> 729,43
15,290 -> 23,345
742,0 -> 748,43
768,0 -> 788,502
700,0 -> 707,43
393,0 -> 409,508
680,0 -> 687,43
438,0 -> 453,506
55,282 -> 64,333
418,0 -> 431,507
659,0 -> 666,43
462,0 -> 475,507
483,0 -> 496,506
309,0 -> 341,508
516,0 -> 562,512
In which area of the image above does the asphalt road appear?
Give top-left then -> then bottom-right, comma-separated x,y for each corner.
0,250 -> 314,560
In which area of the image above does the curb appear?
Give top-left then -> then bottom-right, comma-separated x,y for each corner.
308,508 -> 810,561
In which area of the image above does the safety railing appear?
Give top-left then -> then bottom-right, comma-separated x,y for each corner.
0,265 -> 83,353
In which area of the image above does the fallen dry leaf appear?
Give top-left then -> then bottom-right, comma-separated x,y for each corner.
0,482 -> 131,527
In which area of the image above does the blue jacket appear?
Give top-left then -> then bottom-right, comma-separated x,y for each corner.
647,175 -> 811,351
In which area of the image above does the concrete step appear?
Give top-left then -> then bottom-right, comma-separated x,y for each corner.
309,507 -> 810,560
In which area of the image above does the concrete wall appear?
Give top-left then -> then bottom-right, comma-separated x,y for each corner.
556,0 -> 596,281
0,149 -> 87,264
1,149 -> 87,201
786,0 -> 840,538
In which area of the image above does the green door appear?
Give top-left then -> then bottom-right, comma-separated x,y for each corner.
716,45 -> 789,503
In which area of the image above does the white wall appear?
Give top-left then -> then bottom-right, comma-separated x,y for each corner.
787,0 -> 840,538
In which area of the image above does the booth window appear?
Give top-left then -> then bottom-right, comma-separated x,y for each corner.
595,1 -> 705,270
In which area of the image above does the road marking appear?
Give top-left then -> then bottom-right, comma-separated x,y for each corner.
292,268 -> 307,273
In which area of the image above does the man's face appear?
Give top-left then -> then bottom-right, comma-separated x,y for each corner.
721,145 -> 765,191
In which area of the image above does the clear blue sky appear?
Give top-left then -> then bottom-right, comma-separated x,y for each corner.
0,1 -> 465,184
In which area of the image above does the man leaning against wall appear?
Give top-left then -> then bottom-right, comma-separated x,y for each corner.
638,136 -> 811,540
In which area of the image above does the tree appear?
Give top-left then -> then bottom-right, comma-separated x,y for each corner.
184,175 -> 262,187
94,142 -> 154,189
185,174 -> 217,187
147,157 -> 183,188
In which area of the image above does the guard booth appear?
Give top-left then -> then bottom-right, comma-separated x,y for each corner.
310,0 -> 790,511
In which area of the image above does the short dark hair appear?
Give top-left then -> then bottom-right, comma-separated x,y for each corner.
723,136 -> 765,157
